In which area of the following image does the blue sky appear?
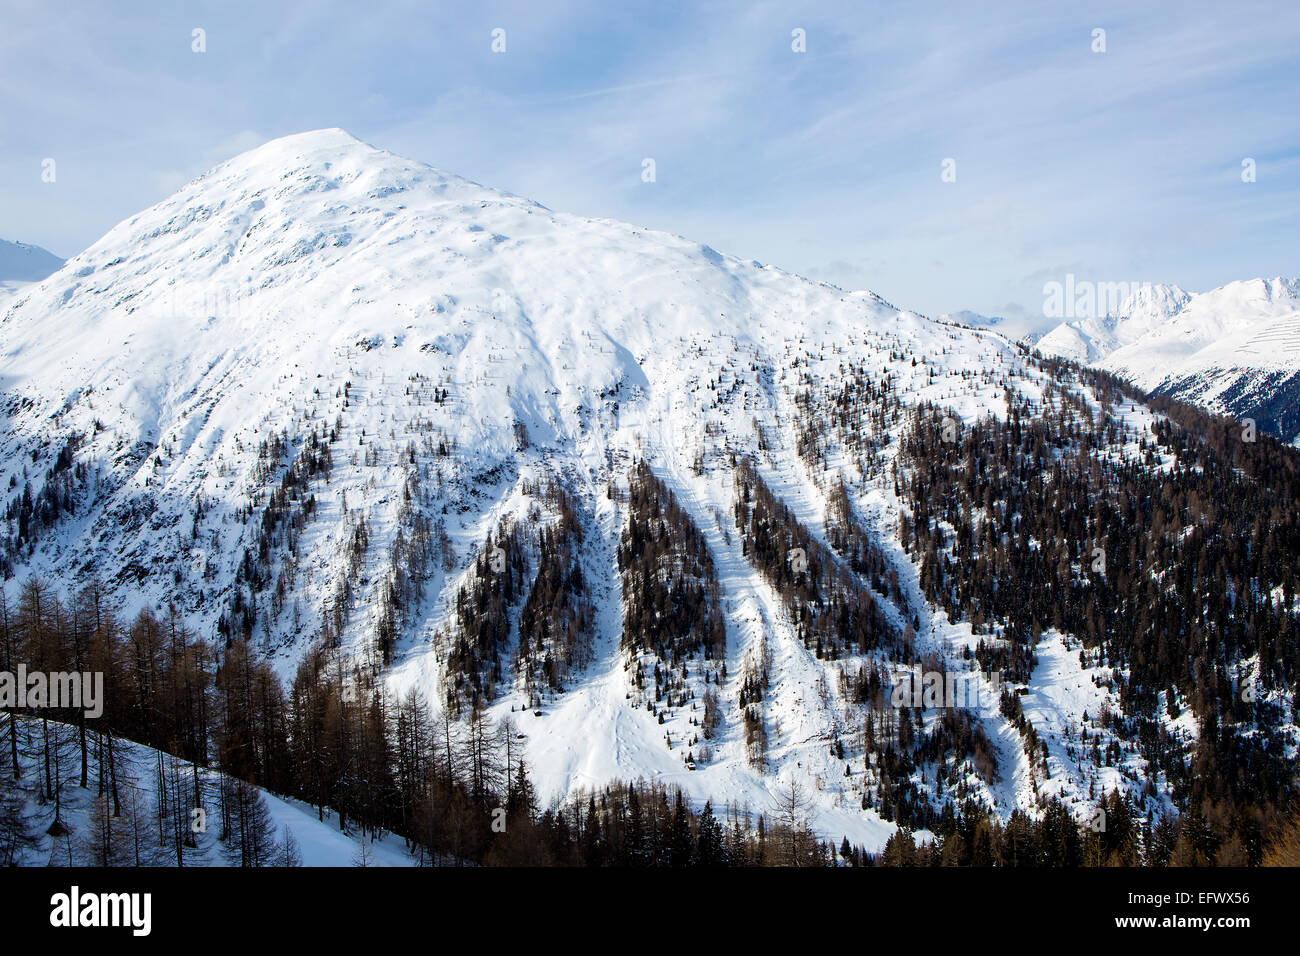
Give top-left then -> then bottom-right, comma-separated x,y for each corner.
3,0 -> 1298,331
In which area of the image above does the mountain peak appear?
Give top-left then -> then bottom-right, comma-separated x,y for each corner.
242,127 -> 370,157
1116,282 -> 1190,321
1101,283 -> 1193,348
280,126 -> 362,145
0,126 -> 907,421
210,127 -> 386,175
3,128 -> 1294,851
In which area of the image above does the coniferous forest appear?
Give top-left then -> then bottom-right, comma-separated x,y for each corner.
896,365 -> 1300,858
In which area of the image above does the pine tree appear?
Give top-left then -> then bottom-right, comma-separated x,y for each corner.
222,780 -> 278,867
277,826 -> 303,866
0,782 -> 36,865
669,790 -> 693,867
82,793 -> 129,866
697,800 -> 724,866
624,788 -> 647,866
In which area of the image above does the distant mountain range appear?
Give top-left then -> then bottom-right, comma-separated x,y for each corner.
1033,278 -> 1300,444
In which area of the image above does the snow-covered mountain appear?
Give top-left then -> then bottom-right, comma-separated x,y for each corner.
1,129 -> 1290,851
1035,278 -> 1300,443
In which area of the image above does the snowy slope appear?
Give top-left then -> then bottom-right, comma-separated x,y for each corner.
0,129 -> 1189,849
3,716 -> 416,867
0,281 -> 29,316
1035,278 -> 1300,442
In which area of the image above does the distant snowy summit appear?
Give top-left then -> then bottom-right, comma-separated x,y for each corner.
938,309 -> 1005,329
0,239 -> 64,311
1035,282 -> 1192,364
935,309 -> 1050,345
1034,277 -> 1300,444
0,238 -> 64,282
